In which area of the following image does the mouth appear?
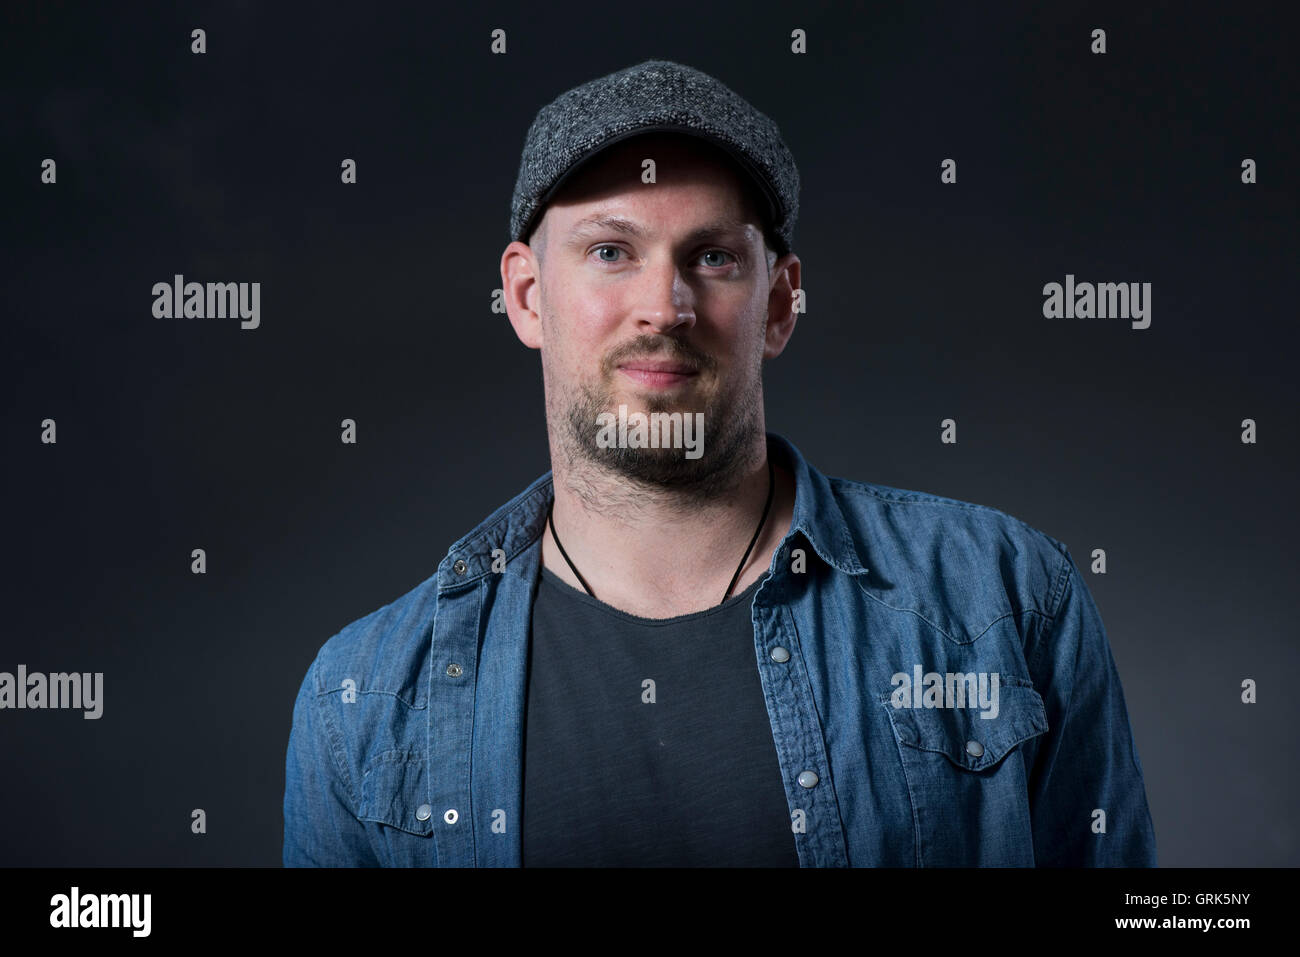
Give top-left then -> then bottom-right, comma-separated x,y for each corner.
616,361 -> 700,389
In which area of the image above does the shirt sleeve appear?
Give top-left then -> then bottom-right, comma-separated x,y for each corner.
283,655 -> 380,867
1024,551 -> 1158,866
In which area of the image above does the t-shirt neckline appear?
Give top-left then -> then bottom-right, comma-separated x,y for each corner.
536,564 -> 766,626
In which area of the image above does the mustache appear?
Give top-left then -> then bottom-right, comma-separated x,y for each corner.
602,336 -> 714,375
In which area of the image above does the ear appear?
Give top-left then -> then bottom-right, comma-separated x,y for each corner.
762,253 -> 801,359
500,240 -> 543,349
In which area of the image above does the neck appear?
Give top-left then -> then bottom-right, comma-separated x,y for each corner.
542,430 -> 795,619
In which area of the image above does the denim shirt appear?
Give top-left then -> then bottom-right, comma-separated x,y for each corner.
283,432 -> 1156,867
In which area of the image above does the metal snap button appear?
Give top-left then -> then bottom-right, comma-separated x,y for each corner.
769,646 -> 791,663
443,808 -> 459,825
797,770 -> 819,788
452,559 -> 468,575
446,663 -> 463,678
415,804 -> 431,821
966,740 -> 984,758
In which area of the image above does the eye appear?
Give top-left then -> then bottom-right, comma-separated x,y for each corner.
699,249 -> 735,268
589,245 -> 737,267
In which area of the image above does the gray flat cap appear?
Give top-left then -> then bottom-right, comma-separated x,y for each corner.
509,58 -> 799,257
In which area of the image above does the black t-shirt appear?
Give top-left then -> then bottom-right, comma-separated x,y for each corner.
521,564 -> 800,867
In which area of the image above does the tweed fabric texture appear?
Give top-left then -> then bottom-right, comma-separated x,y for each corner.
509,58 -> 799,257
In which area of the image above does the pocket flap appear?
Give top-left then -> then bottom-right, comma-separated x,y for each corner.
880,674 -> 1049,771
357,749 -> 433,836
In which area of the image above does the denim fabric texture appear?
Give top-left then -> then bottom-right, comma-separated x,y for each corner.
283,432 -> 1157,867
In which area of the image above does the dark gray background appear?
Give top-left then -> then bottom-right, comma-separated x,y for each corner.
3,0 -> 1296,866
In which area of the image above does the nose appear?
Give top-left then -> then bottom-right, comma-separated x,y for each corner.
632,255 -> 695,335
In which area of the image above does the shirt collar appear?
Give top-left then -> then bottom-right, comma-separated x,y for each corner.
437,431 -> 869,591
769,431 -> 870,578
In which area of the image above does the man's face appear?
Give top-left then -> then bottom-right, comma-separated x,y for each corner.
512,132 -> 793,497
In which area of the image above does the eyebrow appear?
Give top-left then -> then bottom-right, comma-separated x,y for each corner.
562,215 -> 754,246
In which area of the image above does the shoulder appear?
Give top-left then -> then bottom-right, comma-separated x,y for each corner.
825,474 -> 1074,630
831,474 -> 1067,553
297,466 -> 552,703
300,571 -> 442,708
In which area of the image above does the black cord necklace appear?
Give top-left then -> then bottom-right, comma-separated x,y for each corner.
546,457 -> 775,606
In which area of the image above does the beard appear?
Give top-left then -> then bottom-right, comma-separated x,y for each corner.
556,334 -> 764,501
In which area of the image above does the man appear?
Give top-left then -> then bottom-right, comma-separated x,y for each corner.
283,59 -> 1156,867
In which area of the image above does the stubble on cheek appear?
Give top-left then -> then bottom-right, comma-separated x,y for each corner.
540,291 -> 769,498
556,354 -> 762,499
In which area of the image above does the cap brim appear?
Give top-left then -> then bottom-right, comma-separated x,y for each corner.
527,124 -> 780,242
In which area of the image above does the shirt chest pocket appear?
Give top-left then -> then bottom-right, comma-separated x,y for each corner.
879,674 -> 1048,866
356,750 -> 435,864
